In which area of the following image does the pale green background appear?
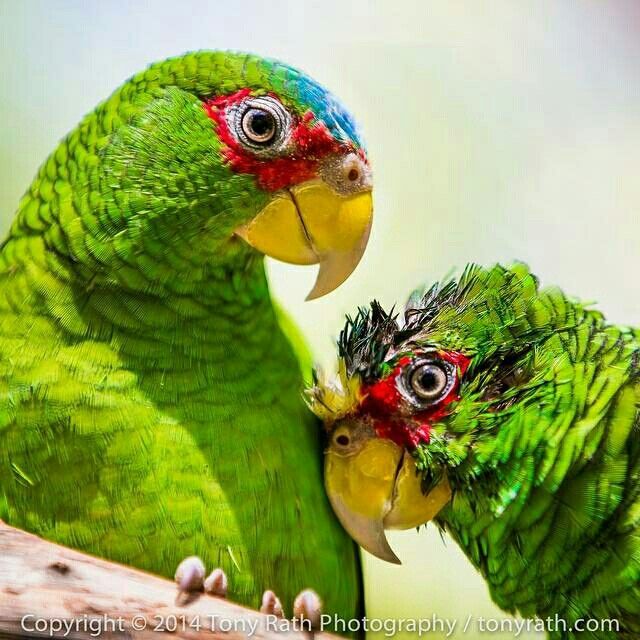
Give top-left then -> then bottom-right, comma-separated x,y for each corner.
1,2 -> 639,638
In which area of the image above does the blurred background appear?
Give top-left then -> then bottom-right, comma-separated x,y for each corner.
1,1 -> 639,638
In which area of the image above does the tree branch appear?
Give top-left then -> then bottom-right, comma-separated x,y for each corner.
0,521 -> 338,640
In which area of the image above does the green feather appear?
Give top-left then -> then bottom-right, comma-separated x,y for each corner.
333,264 -> 639,638
0,51 -> 360,621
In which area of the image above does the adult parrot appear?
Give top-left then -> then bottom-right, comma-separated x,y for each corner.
0,51 -> 373,619
310,264 -> 640,639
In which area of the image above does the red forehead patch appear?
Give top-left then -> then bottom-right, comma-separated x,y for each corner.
203,90 -> 345,191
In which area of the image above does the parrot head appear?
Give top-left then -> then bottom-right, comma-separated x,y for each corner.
97,51 -> 372,299
308,264 -> 597,562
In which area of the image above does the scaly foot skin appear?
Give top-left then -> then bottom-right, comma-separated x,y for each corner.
293,589 -> 323,629
174,558 -> 321,630
261,588 -> 322,630
174,557 -> 228,602
204,567 -> 228,596
175,556 -> 206,593
260,590 -> 285,617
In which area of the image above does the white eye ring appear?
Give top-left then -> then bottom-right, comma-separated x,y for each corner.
397,355 -> 456,409
230,96 -> 291,152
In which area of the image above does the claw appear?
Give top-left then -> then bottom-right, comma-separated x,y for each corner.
293,589 -> 322,629
174,556 -> 205,593
204,568 -> 228,597
260,589 -> 284,617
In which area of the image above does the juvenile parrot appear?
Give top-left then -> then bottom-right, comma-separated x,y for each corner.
0,51 -> 373,618
310,264 -> 640,638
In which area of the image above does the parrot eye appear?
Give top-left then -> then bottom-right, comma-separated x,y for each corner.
231,96 -> 291,151
410,363 -> 449,400
242,109 -> 276,144
400,355 -> 457,408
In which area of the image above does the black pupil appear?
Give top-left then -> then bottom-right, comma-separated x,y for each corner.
419,368 -> 439,391
336,434 -> 350,446
249,111 -> 274,137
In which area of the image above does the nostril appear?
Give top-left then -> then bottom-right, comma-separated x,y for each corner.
347,167 -> 360,182
320,152 -> 368,193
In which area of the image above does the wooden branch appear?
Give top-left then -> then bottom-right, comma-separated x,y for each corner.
0,522 -> 339,640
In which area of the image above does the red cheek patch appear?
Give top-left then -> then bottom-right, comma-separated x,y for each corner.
375,421 -> 432,449
203,91 -> 344,191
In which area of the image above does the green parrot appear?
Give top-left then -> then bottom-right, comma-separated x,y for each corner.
310,264 -> 640,639
0,51 -> 374,618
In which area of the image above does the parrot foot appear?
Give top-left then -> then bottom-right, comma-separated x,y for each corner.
204,567 -> 228,597
260,588 -> 322,630
260,590 -> 285,617
293,589 -> 323,629
174,557 -> 228,604
174,558 -> 320,628
175,556 -> 206,593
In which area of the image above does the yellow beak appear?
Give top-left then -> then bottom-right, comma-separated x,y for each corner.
325,439 -> 451,564
235,179 -> 373,300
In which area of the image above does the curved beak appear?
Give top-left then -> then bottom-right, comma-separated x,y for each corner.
235,179 -> 373,300
324,439 -> 451,564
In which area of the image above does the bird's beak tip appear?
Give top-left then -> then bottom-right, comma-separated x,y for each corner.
324,438 -> 452,564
